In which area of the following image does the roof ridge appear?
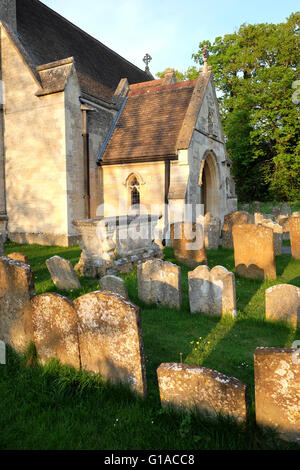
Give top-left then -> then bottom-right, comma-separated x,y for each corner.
35,0 -> 151,79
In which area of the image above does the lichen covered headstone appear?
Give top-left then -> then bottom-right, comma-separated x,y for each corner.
157,363 -> 248,422
46,255 -> 81,290
137,259 -> 182,309
188,265 -> 236,317
74,291 -> 147,396
254,347 -> 300,443
0,257 -> 35,352
232,224 -> 276,280
289,216 -> 300,260
31,293 -> 80,368
99,275 -> 128,299
266,284 -> 300,328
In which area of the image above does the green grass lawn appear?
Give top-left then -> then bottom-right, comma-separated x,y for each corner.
0,241 -> 300,450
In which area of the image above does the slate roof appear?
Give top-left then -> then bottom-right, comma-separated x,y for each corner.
101,77 -> 210,164
15,0 -> 151,102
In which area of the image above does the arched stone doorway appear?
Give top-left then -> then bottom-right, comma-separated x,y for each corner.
199,151 -> 220,218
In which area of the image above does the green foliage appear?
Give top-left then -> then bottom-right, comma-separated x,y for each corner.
156,66 -> 199,82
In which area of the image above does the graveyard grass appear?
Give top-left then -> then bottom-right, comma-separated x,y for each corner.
1,242 -> 300,450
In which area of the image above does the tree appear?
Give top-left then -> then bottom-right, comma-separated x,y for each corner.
191,13 -> 300,201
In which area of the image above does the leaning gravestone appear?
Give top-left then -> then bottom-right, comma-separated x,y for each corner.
254,347 -> 300,443
74,291 -> 147,396
137,259 -> 182,309
265,284 -> 300,328
46,255 -> 81,290
99,275 -> 128,299
7,252 -> 29,264
232,225 -> 276,280
0,257 -> 35,352
157,363 -> 248,422
204,213 -> 220,250
289,216 -> 300,260
171,222 -> 206,267
32,293 -> 80,369
188,265 -> 236,317
222,211 -> 253,249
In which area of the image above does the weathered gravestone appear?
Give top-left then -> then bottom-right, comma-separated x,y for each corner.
232,225 -> 276,280
289,216 -> 300,260
277,215 -> 290,240
188,265 -> 236,317
157,363 -> 248,422
46,255 -> 81,290
31,293 -> 80,369
204,213 -> 220,250
7,252 -> 29,264
222,211 -> 253,249
265,284 -> 300,328
242,204 -> 250,212
100,275 -> 128,299
0,257 -> 35,352
280,203 -> 291,216
137,259 -> 182,309
171,222 -> 207,267
254,347 -> 300,443
259,220 -> 283,256
74,291 -> 146,396
253,201 -> 260,213
254,212 -> 264,225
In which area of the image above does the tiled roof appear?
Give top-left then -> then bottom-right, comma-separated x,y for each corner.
101,78 -> 203,163
15,0 -> 151,102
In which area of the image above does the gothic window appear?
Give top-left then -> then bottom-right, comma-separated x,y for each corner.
128,176 -> 140,208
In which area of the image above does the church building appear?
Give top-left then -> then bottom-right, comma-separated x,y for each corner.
0,0 -> 237,247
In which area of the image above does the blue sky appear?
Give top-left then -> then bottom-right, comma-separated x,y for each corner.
43,0 -> 299,76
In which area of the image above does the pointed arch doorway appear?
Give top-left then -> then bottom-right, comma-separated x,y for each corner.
199,151 -> 220,218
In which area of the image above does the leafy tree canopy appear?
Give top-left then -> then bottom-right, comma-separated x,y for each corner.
157,13 -> 300,201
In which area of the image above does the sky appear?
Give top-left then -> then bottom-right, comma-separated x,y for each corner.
43,0 -> 299,76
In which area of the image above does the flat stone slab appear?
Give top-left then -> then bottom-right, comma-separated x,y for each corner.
99,275 -> 128,299
157,363 -> 248,422
31,293 -> 80,369
188,265 -> 236,317
46,255 -> 81,290
0,257 -> 35,352
289,217 -> 300,260
137,259 -> 182,309
254,347 -> 300,443
74,291 -> 146,396
266,284 -> 300,328
232,224 -> 276,280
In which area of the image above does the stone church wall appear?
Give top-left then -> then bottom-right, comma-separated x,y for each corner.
1,28 -> 70,246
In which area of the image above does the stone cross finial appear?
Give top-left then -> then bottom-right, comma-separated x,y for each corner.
202,45 -> 209,73
143,53 -> 152,73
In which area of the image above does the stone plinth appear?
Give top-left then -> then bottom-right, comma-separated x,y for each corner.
73,215 -> 162,277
